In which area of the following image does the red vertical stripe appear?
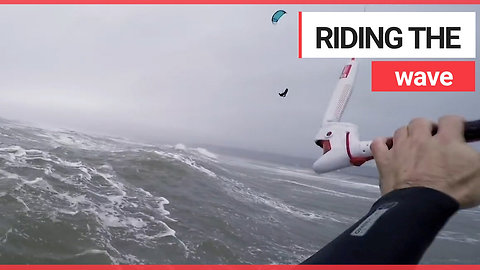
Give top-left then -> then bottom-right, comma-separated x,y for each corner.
298,12 -> 302,58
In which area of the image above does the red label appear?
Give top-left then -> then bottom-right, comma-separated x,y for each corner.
340,64 -> 352,78
372,61 -> 475,92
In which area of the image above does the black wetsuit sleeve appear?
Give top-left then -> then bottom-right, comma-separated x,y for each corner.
301,187 -> 459,264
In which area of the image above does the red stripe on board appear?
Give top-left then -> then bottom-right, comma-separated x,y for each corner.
0,0 -> 480,3
298,12 -> 302,59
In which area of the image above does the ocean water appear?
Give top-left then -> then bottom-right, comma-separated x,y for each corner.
0,118 -> 478,264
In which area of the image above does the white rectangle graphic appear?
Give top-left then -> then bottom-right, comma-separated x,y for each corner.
299,12 -> 476,58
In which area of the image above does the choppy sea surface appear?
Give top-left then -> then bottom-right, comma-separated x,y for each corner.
0,118 -> 478,264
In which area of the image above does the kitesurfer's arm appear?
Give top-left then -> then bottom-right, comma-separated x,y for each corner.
301,186 -> 458,264
302,116 -> 480,264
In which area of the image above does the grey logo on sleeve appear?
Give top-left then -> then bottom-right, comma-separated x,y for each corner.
351,202 -> 398,237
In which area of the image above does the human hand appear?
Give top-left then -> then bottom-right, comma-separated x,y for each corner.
370,115 -> 480,209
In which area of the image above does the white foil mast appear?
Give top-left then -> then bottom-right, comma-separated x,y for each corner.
313,59 -> 480,174
313,58 -> 373,174
322,58 -> 358,124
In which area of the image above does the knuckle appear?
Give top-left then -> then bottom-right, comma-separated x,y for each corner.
409,117 -> 428,126
394,126 -> 406,138
371,137 -> 384,147
439,115 -> 465,124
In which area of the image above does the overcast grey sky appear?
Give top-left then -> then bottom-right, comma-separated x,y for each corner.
0,5 -> 478,158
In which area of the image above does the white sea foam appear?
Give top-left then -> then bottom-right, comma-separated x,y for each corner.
34,130 -> 132,152
0,145 -> 179,263
154,150 -> 217,178
438,231 -> 480,244
2,119 -> 479,264
270,166 -> 378,193
174,143 -> 187,151
171,143 -> 218,162
217,176 -> 354,224
22,177 -> 44,185
194,148 -> 218,160
0,169 -> 21,180
74,249 -> 110,257
220,156 -> 377,200
267,178 -> 375,201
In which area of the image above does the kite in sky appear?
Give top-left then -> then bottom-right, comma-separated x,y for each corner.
271,10 -> 287,24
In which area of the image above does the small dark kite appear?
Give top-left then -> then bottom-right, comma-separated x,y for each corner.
279,88 -> 288,97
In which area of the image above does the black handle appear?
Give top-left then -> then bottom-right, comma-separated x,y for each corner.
430,120 -> 480,142
372,120 -> 480,158
464,120 -> 480,143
